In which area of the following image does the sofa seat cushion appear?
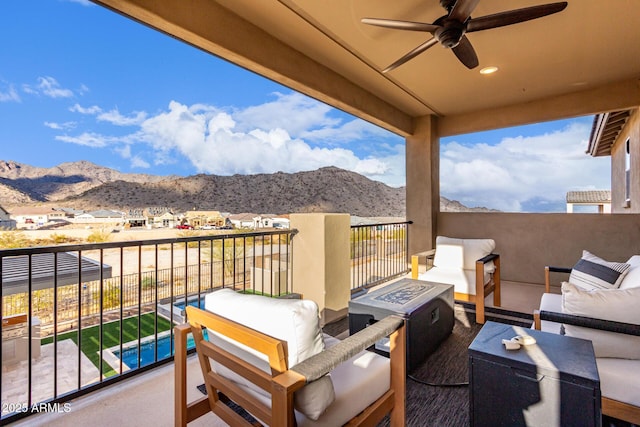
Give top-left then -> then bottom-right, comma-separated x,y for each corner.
204,289 -> 333,420
418,267 -> 490,296
433,236 -> 495,272
620,255 -> 640,289
569,250 -> 631,291
561,282 -> 640,359
597,358 -> 640,408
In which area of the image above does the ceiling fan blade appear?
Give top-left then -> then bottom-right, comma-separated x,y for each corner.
466,2 -> 568,33
361,18 -> 440,33
451,35 -> 479,69
449,0 -> 481,22
383,37 -> 439,73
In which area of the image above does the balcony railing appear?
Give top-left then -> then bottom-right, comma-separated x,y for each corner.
350,221 -> 411,292
0,229 -> 295,424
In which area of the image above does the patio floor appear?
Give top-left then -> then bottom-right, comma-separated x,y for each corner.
7,280 -> 546,427
2,339 -> 100,417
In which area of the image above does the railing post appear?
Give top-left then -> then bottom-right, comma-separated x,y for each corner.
290,213 -> 350,326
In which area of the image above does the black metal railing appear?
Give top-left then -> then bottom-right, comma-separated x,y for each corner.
0,229 -> 295,424
350,221 -> 411,292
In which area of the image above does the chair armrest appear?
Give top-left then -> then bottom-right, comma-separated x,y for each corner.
411,249 -> 436,279
290,315 -> 405,383
477,253 -> 499,264
537,310 -> 640,336
544,266 -> 572,293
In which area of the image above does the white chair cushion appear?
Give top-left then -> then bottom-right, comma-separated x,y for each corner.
569,250 -> 631,291
204,289 -> 333,420
433,236 -> 495,271
596,358 -> 640,408
418,266 -> 490,296
620,255 -> 640,289
297,347 -> 390,426
561,281 -> 640,359
236,335 -> 392,427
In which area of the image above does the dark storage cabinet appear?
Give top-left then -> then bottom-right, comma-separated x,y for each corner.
349,278 -> 454,372
469,321 -> 601,427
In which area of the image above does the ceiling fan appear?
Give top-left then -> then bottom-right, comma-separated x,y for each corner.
362,0 -> 568,72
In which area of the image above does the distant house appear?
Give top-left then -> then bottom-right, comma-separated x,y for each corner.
588,107 -> 639,212
74,210 -> 124,225
125,209 -> 147,228
566,190 -> 611,213
228,213 -> 258,229
0,205 -> 16,229
183,210 -> 225,228
9,206 -> 58,228
143,207 -> 177,228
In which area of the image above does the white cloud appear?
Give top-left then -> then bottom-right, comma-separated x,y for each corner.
70,103 -> 102,115
0,84 -> 20,102
98,108 -> 147,126
26,76 -> 74,98
234,92 -> 338,136
132,100 -> 393,178
440,121 -> 610,211
55,132 -> 110,148
130,155 -> 150,169
44,121 -> 76,130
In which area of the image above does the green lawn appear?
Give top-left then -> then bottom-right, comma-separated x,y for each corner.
41,313 -> 172,377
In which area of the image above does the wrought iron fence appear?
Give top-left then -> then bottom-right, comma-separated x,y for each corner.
0,229 -> 295,424
350,221 -> 411,292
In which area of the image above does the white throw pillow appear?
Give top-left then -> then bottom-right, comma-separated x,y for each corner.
561,281 -> 640,359
569,250 -> 630,291
204,289 -> 334,420
620,255 -> 640,290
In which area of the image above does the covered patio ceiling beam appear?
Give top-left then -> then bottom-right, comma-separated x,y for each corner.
438,78 -> 640,137
92,0 -> 413,136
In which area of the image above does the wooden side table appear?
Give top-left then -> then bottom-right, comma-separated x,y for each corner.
469,321 -> 601,427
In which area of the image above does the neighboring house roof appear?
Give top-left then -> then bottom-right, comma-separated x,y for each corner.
566,190 -> 612,204
87,210 -> 124,218
9,206 -> 55,216
228,213 -> 259,221
587,110 -> 632,157
1,252 -> 112,296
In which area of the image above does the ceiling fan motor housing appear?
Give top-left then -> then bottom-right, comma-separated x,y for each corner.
434,17 -> 465,48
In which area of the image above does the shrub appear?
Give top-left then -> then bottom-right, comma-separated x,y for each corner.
86,229 -> 111,243
0,230 -> 30,249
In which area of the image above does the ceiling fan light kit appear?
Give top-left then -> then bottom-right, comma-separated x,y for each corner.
362,0 -> 568,72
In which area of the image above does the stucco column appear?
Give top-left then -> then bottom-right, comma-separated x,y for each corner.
406,115 -> 440,257
290,213 -> 351,326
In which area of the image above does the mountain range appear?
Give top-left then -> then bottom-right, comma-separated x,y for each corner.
0,160 -> 496,217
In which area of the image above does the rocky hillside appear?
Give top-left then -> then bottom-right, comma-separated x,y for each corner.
0,160 -> 497,216
0,160 -> 166,202
60,167 -> 407,217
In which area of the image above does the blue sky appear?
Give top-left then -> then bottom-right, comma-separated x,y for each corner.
0,1 -> 610,212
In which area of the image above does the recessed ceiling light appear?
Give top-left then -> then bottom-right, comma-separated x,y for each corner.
480,66 -> 498,75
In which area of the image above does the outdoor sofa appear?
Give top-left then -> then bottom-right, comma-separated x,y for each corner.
534,251 -> 640,425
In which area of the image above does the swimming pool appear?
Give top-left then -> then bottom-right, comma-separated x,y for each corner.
113,333 -> 198,368
173,294 -> 208,311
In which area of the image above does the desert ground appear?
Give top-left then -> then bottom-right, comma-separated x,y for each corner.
18,227 -> 230,277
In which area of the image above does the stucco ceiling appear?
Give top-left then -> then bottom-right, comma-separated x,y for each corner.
94,0 -> 640,136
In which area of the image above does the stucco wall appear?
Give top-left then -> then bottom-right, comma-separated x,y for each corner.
434,212 -> 640,285
611,108 -> 640,213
